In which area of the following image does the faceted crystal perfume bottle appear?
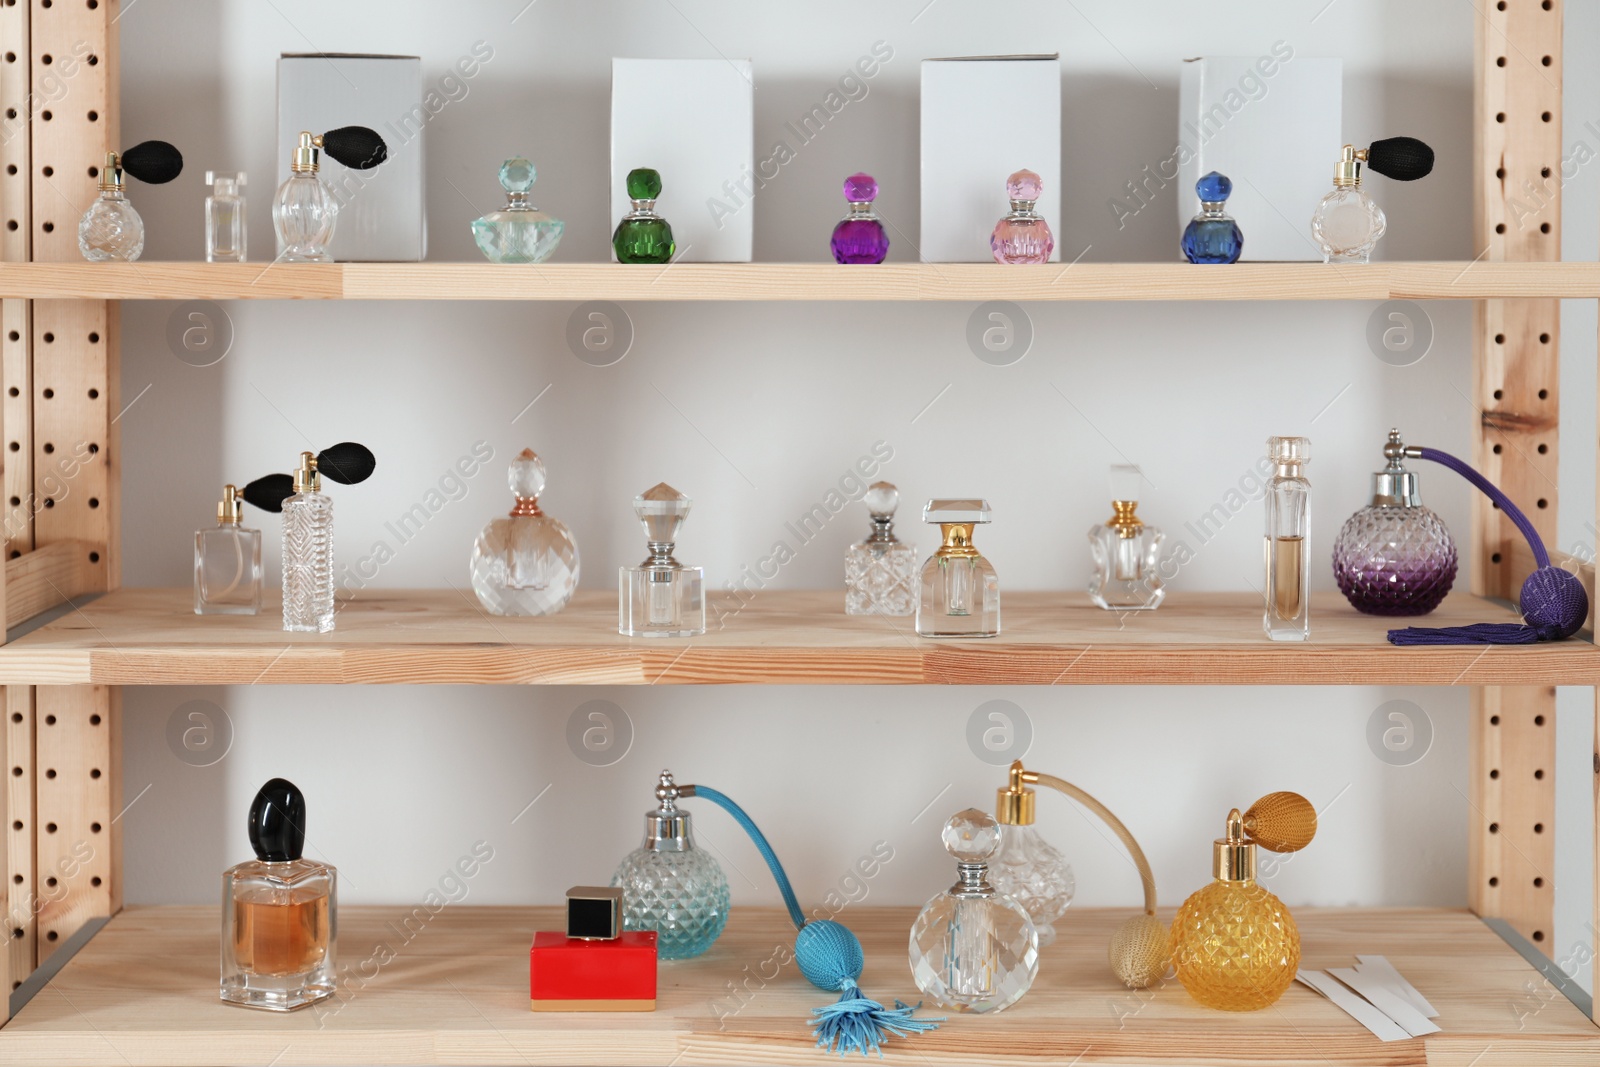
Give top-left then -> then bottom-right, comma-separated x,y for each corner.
221,779 -> 336,1011
989,823 -> 1075,949
908,809 -> 1039,1014
274,133 -> 338,263
1333,429 -> 1457,615
79,154 -> 146,262
611,771 -> 730,960
195,484 -> 263,616
619,483 -> 705,637
282,452 -> 335,633
916,499 -> 1000,638
206,171 -> 247,263
1088,464 -> 1165,611
613,168 -> 676,264
830,172 -> 889,264
1264,437 -> 1310,641
472,158 -> 565,264
470,449 -> 580,615
990,169 -> 1054,265
844,481 -> 916,616
1181,171 -> 1243,264
1310,155 -> 1385,264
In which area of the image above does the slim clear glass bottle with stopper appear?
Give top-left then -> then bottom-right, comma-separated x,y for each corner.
1088,464 -> 1164,611
916,499 -> 999,637
195,484 -> 262,615
1310,137 -> 1435,264
1264,436 -> 1311,641
619,483 -> 704,637
844,481 -> 916,616
282,452 -> 334,634
273,127 -> 388,263
78,140 -> 184,262
206,171 -> 247,263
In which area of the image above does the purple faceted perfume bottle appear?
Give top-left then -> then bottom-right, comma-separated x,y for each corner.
991,169 -> 1054,265
1333,429 -> 1457,615
831,173 -> 889,264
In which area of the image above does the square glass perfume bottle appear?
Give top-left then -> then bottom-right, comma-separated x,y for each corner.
195,484 -> 263,615
619,483 -> 705,637
845,481 -> 916,616
916,499 -> 1000,638
1264,436 -> 1311,641
205,170 -> 247,263
1087,465 -> 1164,611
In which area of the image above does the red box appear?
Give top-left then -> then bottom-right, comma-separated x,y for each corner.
529,931 -> 658,1012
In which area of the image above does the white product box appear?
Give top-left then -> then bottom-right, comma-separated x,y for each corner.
920,55 -> 1061,263
277,53 -> 426,262
611,58 -> 754,263
1177,53 -> 1342,261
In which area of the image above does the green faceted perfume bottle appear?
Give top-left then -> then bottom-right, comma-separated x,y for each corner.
612,168 -> 675,264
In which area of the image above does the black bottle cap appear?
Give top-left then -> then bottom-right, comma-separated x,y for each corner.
248,778 -> 307,863
120,140 -> 184,184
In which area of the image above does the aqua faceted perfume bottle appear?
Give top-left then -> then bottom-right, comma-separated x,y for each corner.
613,168 -> 675,264
611,770 -> 730,960
619,483 -> 704,637
845,481 -> 916,616
1264,437 -> 1311,641
830,172 -> 889,264
470,449 -> 580,615
916,499 -> 1000,638
472,158 -> 564,263
1088,465 -> 1164,611
195,484 -> 262,615
990,169 -> 1053,265
1181,171 -> 1242,264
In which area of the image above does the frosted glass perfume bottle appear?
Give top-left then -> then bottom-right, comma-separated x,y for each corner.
1264,437 -> 1310,641
844,481 -> 915,616
610,770 -> 730,960
471,158 -> 564,263
613,168 -> 675,264
221,778 -> 336,1011
470,449 -> 580,615
274,133 -> 338,263
908,809 -> 1039,1014
830,172 -> 889,264
1181,171 -> 1243,264
206,171 -> 247,263
195,484 -> 262,616
282,452 -> 334,634
916,499 -> 999,638
619,483 -> 704,637
990,169 -> 1053,265
1333,429 -> 1458,616
79,154 -> 145,262
1088,464 -> 1165,611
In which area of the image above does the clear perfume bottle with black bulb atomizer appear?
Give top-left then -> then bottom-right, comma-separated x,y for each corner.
272,127 -> 388,263
619,483 -> 705,637
78,140 -> 184,262
1310,137 -> 1434,264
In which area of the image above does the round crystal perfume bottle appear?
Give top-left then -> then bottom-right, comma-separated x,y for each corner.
830,172 -> 889,264
1181,171 -> 1243,264
1333,429 -> 1457,615
1311,148 -> 1385,264
613,168 -> 676,264
611,771 -> 730,960
469,449 -> 580,616
990,169 -> 1054,265
909,809 -> 1039,1013
845,481 -> 916,616
274,133 -> 338,263
989,823 -> 1075,948
472,158 -> 565,264
79,156 -> 145,262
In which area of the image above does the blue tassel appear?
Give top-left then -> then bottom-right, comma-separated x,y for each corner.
810,981 -> 942,1058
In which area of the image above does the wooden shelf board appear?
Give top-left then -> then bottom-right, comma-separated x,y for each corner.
1,905 -> 1593,1066
3,261 -> 1600,302
0,588 -> 1594,687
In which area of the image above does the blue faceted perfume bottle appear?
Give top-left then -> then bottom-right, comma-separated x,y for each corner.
1181,171 -> 1243,264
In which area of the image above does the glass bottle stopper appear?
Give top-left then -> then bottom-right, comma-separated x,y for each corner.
509,449 -> 545,515
843,172 -> 878,204
1268,436 -> 1310,470
1005,169 -> 1042,208
943,808 -> 1001,897
500,157 -> 536,196
1195,170 -> 1232,206
863,481 -> 899,544
626,167 -> 662,205
634,483 -> 690,561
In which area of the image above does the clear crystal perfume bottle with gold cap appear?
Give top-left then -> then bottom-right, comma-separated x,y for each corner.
620,483 -> 704,637
1169,793 -> 1317,1011
195,485 -> 262,616
470,449 -> 579,616
845,481 -> 916,616
916,499 -> 999,638
282,452 -> 334,633
1088,465 -> 1164,611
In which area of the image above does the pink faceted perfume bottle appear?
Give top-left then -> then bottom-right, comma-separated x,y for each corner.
991,170 -> 1053,265
830,173 -> 889,264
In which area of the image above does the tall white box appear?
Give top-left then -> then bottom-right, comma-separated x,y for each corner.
920,55 -> 1060,263
277,54 -> 426,262
1177,54 -> 1342,262
611,59 -> 754,263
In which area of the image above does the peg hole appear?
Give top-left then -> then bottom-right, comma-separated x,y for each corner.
91,821 -> 101,833
88,331 -> 99,343
1538,388 -> 1548,399
1535,769 -> 1545,779
1537,443 -> 1548,453
1535,714 -> 1546,725
1491,715 -> 1501,725
1540,222 -> 1551,233
86,110 -> 97,122
45,930 -> 57,942
42,443 -> 54,454
1489,875 -> 1500,886
1496,56 -> 1506,67
89,551 -> 100,563
44,769 -> 54,779
1542,111 -> 1552,122
1495,333 -> 1506,344
1540,332 -> 1551,343
45,822 -> 56,833
1489,822 -> 1500,833
1496,112 -> 1506,123
88,497 -> 98,508
1537,498 -> 1548,508
1493,388 -> 1504,400
88,388 -> 98,399
40,221 -> 52,232
90,876 -> 102,887
43,714 -> 54,725
40,165 -> 51,177
90,768 -> 101,778
1534,877 -> 1545,887
1493,444 -> 1503,454
90,713 -> 101,725
1534,930 -> 1546,941
1490,768 -> 1500,779
41,388 -> 52,399
1491,552 -> 1503,563
1495,223 -> 1507,234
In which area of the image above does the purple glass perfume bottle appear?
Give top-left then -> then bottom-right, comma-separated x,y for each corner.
991,169 -> 1053,265
831,173 -> 889,264
1333,429 -> 1457,615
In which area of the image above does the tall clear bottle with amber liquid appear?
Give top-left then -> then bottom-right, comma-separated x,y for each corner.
1263,437 -> 1310,641
221,778 -> 336,1011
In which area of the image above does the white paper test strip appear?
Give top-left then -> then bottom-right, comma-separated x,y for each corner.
1296,970 -> 1411,1042
1355,954 -> 1440,1018
1328,967 -> 1442,1037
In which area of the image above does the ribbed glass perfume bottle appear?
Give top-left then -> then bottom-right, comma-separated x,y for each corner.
274,133 -> 338,263
282,452 -> 334,633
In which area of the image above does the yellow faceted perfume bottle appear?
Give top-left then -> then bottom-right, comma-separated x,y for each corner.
1169,792 -> 1316,1011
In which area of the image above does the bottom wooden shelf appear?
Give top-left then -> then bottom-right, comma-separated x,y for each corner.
1,905 -> 1593,1065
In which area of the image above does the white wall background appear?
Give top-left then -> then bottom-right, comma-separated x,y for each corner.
109,0 -> 1595,991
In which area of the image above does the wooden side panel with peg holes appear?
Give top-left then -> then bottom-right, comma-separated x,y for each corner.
5,686 -> 34,1013
1470,0 -> 1561,951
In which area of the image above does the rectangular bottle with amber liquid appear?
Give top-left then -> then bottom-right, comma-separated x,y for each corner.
1263,437 -> 1311,641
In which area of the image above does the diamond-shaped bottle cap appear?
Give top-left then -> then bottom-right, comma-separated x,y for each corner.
499,158 -> 536,194
509,448 -> 546,499
1006,169 -> 1043,201
1268,436 -> 1311,465
863,481 -> 898,518
942,808 -> 1000,862
626,167 -> 662,200
923,498 -> 991,524
1195,170 -> 1232,203
1109,464 -> 1141,502
634,482 -> 691,543
842,172 -> 878,203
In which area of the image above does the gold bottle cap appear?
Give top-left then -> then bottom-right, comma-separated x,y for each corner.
292,451 -> 320,493
1108,500 -> 1143,539
1332,144 -> 1367,188
1213,809 -> 1256,883
995,760 -> 1036,826
99,151 -> 124,193
291,131 -> 321,174
217,484 -> 242,525
936,522 -> 980,559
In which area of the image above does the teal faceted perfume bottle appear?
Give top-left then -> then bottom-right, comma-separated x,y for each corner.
472,158 -> 564,263
611,770 -> 730,959
612,168 -> 675,264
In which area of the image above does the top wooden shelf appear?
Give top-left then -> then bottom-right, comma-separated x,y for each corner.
3,261 -> 1600,302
